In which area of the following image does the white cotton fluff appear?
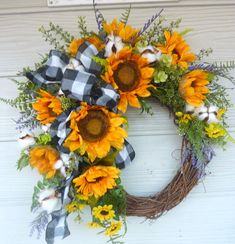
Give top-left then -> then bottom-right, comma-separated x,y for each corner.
38,189 -> 62,214
105,35 -> 124,57
138,45 -> 162,63
18,130 -> 35,149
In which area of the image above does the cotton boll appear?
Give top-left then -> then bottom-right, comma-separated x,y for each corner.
54,159 -> 64,169
38,189 -> 61,214
18,130 -> 35,149
65,58 -> 85,71
139,46 -> 161,63
58,88 -> 64,96
105,35 -> 124,57
185,104 -> 196,114
197,113 -> 209,121
60,153 -> 71,165
194,104 -> 207,115
208,105 -> 218,113
42,124 -> 51,133
207,113 -> 219,124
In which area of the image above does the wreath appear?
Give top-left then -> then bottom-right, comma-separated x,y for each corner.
1,2 -> 235,244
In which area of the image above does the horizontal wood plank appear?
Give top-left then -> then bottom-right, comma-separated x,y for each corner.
0,6 -> 234,76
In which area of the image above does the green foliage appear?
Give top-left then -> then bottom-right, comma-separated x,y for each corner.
93,151 -> 119,167
91,56 -> 108,70
144,17 -> 182,44
151,63 -> 185,112
179,28 -> 193,36
31,175 -> 64,211
60,96 -> 78,110
178,119 -> 206,159
97,182 -> 126,218
39,22 -> 74,53
17,151 -> 29,170
77,16 -> 90,37
19,54 -> 49,76
36,133 -> 52,145
139,98 -> 153,115
120,5 -> 131,26
206,78 -> 232,110
213,60 -> 235,72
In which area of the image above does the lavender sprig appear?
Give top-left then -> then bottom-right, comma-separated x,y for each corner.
131,8 -> 164,42
93,0 -> 105,34
29,211 -> 49,239
189,63 -> 235,84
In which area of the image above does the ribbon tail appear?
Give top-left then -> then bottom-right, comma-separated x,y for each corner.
45,176 -> 73,244
115,140 -> 135,169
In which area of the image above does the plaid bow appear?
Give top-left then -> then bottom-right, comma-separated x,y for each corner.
61,41 -> 119,111
26,50 -> 69,86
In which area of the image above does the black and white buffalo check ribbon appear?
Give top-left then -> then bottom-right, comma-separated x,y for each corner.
45,176 -> 73,244
26,50 -> 69,86
26,42 -> 119,111
76,41 -> 103,75
61,69 -> 119,111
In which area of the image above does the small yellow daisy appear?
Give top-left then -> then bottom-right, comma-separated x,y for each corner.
66,202 -> 86,213
105,221 -> 122,236
87,222 -> 102,228
92,205 -> 115,222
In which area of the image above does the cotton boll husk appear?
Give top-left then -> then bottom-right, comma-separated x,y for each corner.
198,113 -> 209,121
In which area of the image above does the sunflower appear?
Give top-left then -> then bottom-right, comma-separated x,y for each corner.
32,90 -> 63,125
63,103 -> 127,161
103,19 -> 138,43
101,47 -> 154,113
179,70 -> 209,107
105,221 -> 122,237
92,205 -> 115,221
29,146 -> 59,178
68,36 -> 105,57
157,31 -> 196,69
73,166 -> 120,198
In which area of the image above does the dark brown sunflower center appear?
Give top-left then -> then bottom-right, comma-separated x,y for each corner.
114,61 -> 140,92
78,110 -> 109,142
48,107 -> 57,117
100,210 -> 109,216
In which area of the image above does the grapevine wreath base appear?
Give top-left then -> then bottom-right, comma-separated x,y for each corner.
126,138 -> 202,218
1,1 -> 235,244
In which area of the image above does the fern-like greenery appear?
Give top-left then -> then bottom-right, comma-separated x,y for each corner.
77,16 -> 91,38
213,61 -> 235,72
39,22 -> 74,53
120,5 -> 131,26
